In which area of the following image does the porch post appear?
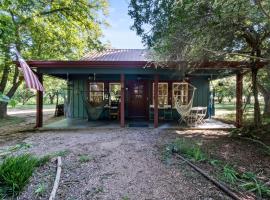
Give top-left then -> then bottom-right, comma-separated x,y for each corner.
236,72 -> 243,128
154,74 -> 159,128
120,74 -> 125,127
36,73 -> 43,128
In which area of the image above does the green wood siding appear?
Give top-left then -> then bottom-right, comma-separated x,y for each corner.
68,79 -> 88,119
67,76 -> 210,119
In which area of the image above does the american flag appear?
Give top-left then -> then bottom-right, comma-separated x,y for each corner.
14,49 -> 44,92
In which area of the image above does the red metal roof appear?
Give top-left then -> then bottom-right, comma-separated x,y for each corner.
81,49 -> 150,62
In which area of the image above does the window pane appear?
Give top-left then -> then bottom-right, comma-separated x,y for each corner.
110,83 -> 121,102
153,83 -> 168,106
90,82 -> 104,104
172,83 -> 189,107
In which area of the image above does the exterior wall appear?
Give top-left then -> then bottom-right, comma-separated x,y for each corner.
67,75 -> 210,120
68,78 -> 88,119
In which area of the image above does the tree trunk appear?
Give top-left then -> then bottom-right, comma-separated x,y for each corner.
251,67 -> 261,127
0,102 -> 8,118
263,95 -> 270,117
257,83 -> 270,117
49,94 -> 55,105
246,94 -> 251,104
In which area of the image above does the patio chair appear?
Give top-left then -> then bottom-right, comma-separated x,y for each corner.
186,107 -> 207,126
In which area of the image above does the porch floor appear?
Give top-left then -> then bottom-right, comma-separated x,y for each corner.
43,118 -> 235,130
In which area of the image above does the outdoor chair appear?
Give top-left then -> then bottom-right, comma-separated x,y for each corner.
109,99 -> 120,120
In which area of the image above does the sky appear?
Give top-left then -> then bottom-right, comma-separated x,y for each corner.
101,0 -> 145,49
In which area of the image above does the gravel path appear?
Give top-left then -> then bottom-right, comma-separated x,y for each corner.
16,128 -> 230,200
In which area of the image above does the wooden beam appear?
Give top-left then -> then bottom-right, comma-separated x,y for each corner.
236,72 -> 243,128
154,74 -> 159,128
36,73 -> 43,128
120,74 -> 125,127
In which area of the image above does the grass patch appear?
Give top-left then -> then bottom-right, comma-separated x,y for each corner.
52,149 -> 70,157
165,138 -> 207,162
164,138 -> 270,198
34,183 -> 46,197
122,196 -> 130,200
0,116 -> 24,127
0,153 -> 51,198
0,142 -> 32,159
0,154 -> 38,198
221,164 -> 239,184
240,172 -> 270,197
78,154 -> 92,163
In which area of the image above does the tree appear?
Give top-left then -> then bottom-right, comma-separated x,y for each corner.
0,0 -> 108,118
43,76 -> 66,105
129,0 -> 270,127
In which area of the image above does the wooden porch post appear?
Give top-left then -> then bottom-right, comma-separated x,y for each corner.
36,73 -> 43,128
236,72 -> 243,128
154,74 -> 159,128
120,74 -> 125,127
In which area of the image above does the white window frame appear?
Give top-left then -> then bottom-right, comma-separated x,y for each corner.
152,82 -> 168,106
172,82 -> 189,107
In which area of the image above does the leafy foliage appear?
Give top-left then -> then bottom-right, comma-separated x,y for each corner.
240,172 -> 270,198
129,0 -> 270,126
166,138 -> 206,162
221,164 -> 239,184
0,0 -> 109,117
0,154 -> 39,198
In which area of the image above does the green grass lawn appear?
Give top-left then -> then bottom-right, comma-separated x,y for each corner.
0,116 -> 25,127
215,102 -> 269,125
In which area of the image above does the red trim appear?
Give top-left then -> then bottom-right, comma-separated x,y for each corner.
120,74 -> 125,127
36,74 -> 43,128
154,75 -> 159,128
23,60 -> 268,69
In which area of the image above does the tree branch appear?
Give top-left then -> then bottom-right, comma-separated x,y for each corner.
0,65 -> 9,93
21,7 -> 71,24
256,0 -> 270,20
171,36 -> 270,62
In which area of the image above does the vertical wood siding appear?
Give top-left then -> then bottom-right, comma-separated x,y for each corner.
68,76 -> 210,119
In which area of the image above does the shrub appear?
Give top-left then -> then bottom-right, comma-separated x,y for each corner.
0,154 -> 38,198
221,164 -> 239,184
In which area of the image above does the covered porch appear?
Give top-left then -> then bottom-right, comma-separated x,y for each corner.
28,49 -> 267,129
43,117 -> 235,130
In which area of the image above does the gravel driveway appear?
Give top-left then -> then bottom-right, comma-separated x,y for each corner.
17,128 -> 230,200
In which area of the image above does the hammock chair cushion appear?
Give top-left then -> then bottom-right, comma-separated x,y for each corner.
83,99 -> 107,120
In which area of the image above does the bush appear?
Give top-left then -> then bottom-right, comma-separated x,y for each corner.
0,154 -> 39,198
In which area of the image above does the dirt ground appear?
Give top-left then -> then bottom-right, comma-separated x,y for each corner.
0,110 -> 55,145
1,126 -> 269,199
1,128 -> 232,200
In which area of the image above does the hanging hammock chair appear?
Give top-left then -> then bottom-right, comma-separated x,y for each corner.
173,82 -> 196,124
81,91 -> 108,121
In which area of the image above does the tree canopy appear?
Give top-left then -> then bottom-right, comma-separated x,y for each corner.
129,0 -> 270,126
0,0 -> 108,118
129,0 -> 270,61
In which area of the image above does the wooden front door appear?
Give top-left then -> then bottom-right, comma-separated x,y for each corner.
127,80 -> 148,119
